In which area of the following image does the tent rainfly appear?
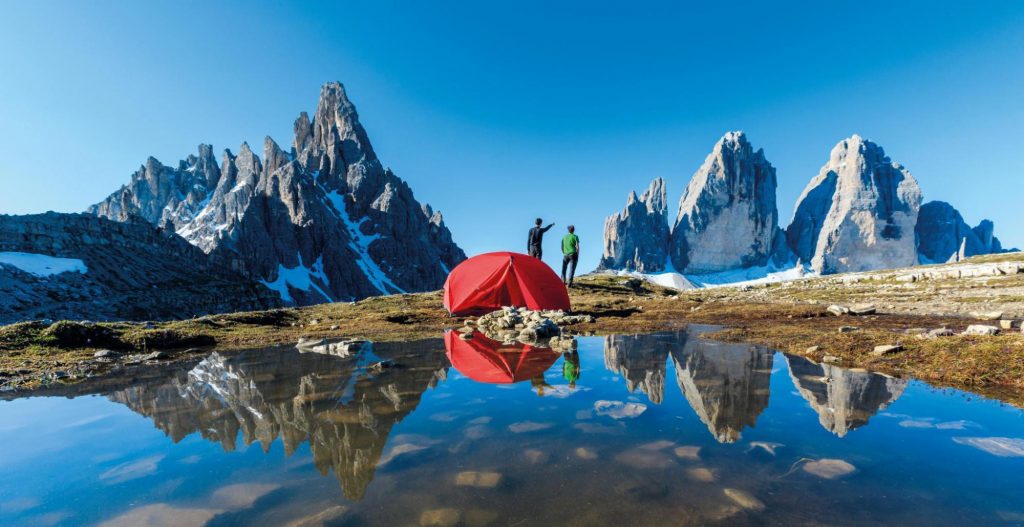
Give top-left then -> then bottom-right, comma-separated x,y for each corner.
442,252 -> 571,316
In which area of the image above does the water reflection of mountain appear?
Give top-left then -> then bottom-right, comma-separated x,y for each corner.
602,327 -> 773,443
671,335 -> 774,443
603,331 -> 686,404
106,340 -> 448,500
785,354 -> 907,437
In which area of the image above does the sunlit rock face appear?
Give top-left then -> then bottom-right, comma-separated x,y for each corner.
603,331 -> 687,404
785,355 -> 907,437
104,340 -> 448,500
786,135 -> 922,274
670,336 -> 773,443
90,82 -> 465,305
671,132 -> 787,274
599,178 -> 670,273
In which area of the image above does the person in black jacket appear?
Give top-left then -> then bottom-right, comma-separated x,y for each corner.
527,218 -> 554,259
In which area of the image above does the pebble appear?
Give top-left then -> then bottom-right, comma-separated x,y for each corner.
822,354 -> 840,363
464,509 -> 499,527
673,446 -> 700,460
998,319 -> 1020,330
420,508 -> 460,527
805,345 -> 820,354
93,349 -> 119,359
455,471 -> 502,488
838,326 -> 859,333
686,467 -> 715,482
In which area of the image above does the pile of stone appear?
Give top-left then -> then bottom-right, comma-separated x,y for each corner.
457,306 -> 593,348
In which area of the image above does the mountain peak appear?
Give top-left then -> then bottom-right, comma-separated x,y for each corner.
88,81 -> 466,306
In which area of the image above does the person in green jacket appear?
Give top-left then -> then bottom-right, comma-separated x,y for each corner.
562,349 -> 580,388
560,225 -> 580,287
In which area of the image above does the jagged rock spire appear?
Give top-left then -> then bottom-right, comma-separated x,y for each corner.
599,177 -> 670,272
89,81 -> 466,305
671,131 -> 783,273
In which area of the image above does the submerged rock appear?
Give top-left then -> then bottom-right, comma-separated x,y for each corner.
723,488 -> 765,511
802,458 -> 856,479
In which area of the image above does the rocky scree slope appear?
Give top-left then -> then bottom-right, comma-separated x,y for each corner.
90,81 -> 465,305
0,212 -> 281,324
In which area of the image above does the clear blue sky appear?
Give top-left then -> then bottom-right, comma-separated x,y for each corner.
1,1 -> 1022,271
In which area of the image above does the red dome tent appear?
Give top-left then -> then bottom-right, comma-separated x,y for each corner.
443,252 -> 571,316
444,331 -> 559,384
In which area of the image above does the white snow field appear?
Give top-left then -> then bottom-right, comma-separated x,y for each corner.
0,251 -> 88,277
605,264 -> 810,291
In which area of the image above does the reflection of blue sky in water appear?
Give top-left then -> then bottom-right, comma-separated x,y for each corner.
1,329 -> 1023,526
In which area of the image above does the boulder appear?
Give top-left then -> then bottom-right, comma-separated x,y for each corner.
827,305 -> 850,316
849,304 -> 877,316
962,325 -> 1000,336
871,344 -> 903,357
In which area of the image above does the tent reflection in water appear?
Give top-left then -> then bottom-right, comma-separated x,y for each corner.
444,331 -> 559,384
443,252 -> 571,316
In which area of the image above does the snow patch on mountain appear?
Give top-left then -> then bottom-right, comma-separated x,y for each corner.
0,252 -> 88,277
260,253 -> 333,303
325,189 -> 406,295
604,262 -> 809,291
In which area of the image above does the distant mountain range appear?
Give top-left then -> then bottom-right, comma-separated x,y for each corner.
0,82 -> 465,322
600,131 -> 1010,278
0,88 -> 1014,324
89,81 -> 465,304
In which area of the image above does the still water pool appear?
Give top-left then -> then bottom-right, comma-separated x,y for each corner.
1,326 -> 1023,526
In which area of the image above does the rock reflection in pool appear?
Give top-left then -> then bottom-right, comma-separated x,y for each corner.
2,327 -> 1024,526
106,339 -> 448,500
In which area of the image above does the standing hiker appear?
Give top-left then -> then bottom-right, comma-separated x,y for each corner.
561,225 -> 580,286
527,218 -> 554,259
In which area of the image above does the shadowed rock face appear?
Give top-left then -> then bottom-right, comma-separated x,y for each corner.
785,355 -> 906,437
916,201 -> 1004,263
90,82 -> 465,305
603,331 -> 687,404
672,132 -> 786,273
104,340 -> 448,500
786,135 -> 922,274
599,178 -> 670,273
0,212 -> 280,323
670,332 -> 773,443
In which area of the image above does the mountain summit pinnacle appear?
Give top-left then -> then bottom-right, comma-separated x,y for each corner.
90,82 -> 466,304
